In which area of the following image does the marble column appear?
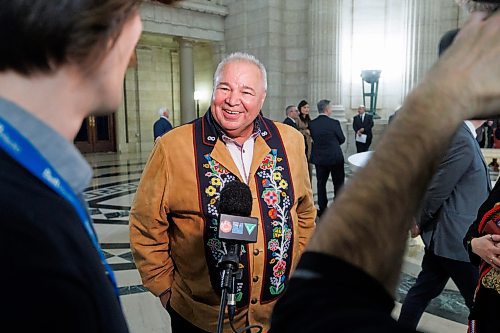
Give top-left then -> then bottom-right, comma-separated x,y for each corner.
402,0 -> 459,97
211,41 -> 226,85
178,38 -> 196,124
308,0 -> 345,121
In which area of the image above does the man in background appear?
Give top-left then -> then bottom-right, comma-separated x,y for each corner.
353,104 -> 374,153
154,106 -> 173,141
309,99 -> 346,217
398,1 -> 494,329
0,0 -> 155,331
283,105 -> 299,129
398,118 -> 490,330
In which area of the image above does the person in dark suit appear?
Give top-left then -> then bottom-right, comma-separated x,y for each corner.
309,99 -> 346,217
353,105 -> 374,153
283,105 -> 298,129
153,107 -> 173,141
0,1 -> 179,331
477,120 -> 494,148
397,120 -> 490,330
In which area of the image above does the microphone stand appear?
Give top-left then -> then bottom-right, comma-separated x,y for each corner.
216,243 -> 240,333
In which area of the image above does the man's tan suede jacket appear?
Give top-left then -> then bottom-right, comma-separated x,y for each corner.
130,120 -> 316,332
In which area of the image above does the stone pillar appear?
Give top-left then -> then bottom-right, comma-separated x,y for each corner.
178,38 -> 196,124
212,41 -> 226,72
402,0 -> 459,97
308,0 -> 345,121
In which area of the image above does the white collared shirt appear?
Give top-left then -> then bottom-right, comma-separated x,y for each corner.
464,120 -> 477,139
222,132 -> 260,184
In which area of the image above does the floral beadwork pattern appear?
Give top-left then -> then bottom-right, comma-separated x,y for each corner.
203,154 -> 236,260
257,149 -> 292,296
202,154 -> 247,302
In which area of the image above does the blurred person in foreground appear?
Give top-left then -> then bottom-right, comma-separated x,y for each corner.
270,3 -> 500,332
130,52 -> 316,332
0,0 -> 177,331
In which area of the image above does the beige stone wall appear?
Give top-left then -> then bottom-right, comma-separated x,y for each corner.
113,0 -> 466,153
117,33 -> 214,153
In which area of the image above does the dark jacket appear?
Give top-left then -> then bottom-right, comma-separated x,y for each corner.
309,114 -> 345,166
419,123 -> 490,262
353,113 -> 374,144
0,150 -> 129,333
283,117 -> 298,129
153,117 -> 173,140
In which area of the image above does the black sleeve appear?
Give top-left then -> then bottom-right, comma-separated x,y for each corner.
271,252 -> 416,333
1,217 -> 102,332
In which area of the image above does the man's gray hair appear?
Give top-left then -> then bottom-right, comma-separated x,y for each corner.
212,52 -> 268,97
456,0 -> 500,12
317,99 -> 331,114
158,107 -> 168,117
285,105 -> 296,115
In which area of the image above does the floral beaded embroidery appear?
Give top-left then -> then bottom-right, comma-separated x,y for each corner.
203,154 -> 236,259
258,149 -> 293,296
201,154 -> 247,303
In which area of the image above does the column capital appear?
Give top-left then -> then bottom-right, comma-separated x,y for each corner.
176,37 -> 195,48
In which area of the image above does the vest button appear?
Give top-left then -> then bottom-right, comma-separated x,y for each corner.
253,249 -> 259,256
251,298 -> 258,304
252,276 -> 259,282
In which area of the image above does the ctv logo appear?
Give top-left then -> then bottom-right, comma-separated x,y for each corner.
220,220 -> 256,235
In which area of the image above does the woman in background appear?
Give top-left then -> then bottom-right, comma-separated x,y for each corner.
464,180 -> 500,333
296,100 -> 313,182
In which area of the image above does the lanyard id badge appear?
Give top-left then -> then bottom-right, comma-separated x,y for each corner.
0,116 -> 119,297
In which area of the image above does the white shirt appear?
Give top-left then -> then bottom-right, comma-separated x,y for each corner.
464,120 -> 477,139
222,132 -> 260,184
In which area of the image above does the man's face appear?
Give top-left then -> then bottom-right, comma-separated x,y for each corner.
358,106 -> 365,115
289,107 -> 299,120
211,60 -> 266,142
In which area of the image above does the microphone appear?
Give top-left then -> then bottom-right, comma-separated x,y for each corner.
218,180 -> 258,243
217,181 -> 258,325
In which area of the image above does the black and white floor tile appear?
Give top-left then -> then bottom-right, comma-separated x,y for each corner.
84,152 -> 467,333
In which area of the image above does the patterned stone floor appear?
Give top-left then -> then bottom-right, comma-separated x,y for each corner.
84,151 -> 468,333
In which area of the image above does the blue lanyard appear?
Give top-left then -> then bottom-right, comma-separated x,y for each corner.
0,116 -> 119,297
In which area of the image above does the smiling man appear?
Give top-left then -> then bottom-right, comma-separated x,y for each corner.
130,52 -> 316,332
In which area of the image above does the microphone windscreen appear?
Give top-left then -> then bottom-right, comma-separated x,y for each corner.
219,181 -> 252,217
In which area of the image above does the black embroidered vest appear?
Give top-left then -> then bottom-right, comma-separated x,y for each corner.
193,111 -> 296,308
